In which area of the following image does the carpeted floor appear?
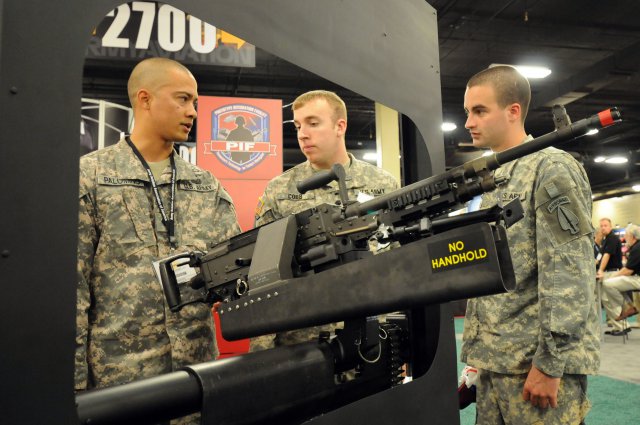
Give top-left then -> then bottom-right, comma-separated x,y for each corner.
454,317 -> 640,424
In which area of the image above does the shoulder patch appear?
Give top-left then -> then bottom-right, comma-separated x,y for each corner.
536,175 -> 590,245
255,196 -> 265,217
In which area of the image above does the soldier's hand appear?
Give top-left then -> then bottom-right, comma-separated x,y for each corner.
522,365 -> 560,409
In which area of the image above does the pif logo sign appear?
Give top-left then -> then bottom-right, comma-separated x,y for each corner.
196,96 -> 282,181
204,104 -> 277,173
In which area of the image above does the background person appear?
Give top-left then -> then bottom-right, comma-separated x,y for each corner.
596,217 -> 622,279
601,224 -> 640,335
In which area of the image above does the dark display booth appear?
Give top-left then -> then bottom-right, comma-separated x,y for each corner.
0,1 -> 472,424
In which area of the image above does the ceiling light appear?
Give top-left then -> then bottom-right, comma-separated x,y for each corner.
604,156 -> 628,164
489,64 -> 551,79
633,185 -> 640,192
594,156 -> 606,163
586,129 -> 599,136
441,122 -> 457,132
362,152 -> 379,161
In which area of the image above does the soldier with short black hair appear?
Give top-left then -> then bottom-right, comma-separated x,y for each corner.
75,58 -> 241,425
251,90 -> 399,351
461,65 -> 599,424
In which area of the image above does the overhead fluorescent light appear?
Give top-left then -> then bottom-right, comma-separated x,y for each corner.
441,122 -> 457,132
489,64 -> 551,79
604,156 -> 628,164
633,185 -> 640,192
594,156 -> 606,163
586,129 -> 599,136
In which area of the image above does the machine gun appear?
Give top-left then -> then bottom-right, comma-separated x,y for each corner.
158,107 -> 620,340
76,108 -> 621,425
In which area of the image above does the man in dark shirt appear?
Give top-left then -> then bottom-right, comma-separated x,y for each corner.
601,224 -> 640,335
596,217 -> 622,279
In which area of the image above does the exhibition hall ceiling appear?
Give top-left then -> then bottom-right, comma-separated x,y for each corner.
83,0 -> 640,199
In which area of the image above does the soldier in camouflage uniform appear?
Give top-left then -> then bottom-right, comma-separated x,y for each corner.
460,66 -> 599,424
251,90 -> 399,351
75,59 -> 241,424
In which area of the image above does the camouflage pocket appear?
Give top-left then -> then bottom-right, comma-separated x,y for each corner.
95,186 -> 155,261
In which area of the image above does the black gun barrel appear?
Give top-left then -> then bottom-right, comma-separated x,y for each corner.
495,107 -> 621,165
76,371 -> 200,425
346,107 -> 621,217
76,341 -> 391,425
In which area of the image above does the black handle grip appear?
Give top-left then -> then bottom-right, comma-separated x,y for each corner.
296,168 -> 339,194
158,253 -> 192,312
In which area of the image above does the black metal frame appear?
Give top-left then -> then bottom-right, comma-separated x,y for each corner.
0,1 -> 450,424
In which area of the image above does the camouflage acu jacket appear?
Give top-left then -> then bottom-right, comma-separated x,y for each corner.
251,153 -> 399,349
462,144 -> 600,377
76,139 -> 240,390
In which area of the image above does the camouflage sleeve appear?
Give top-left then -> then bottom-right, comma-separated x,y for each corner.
212,182 -> 242,241
532,160 -> 594,377
254,187 -> 279,227
75,168 -> 98,391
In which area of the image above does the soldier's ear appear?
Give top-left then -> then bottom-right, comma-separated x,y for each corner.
506,103 -> 521,123
335,118 -> 347,136
137,89 -> 152,110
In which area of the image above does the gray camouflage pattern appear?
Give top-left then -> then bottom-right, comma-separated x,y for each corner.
462,146 -> 599,377
251,154 -> 399,351
76,139 -> 241,393
476,370 -> 590,425
461,144 -> 599,423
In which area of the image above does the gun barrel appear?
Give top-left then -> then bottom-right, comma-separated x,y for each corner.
76,371 -> 200,425
495,107 -> 621,166
345,107 -> 621,218
76,341 -> 391,425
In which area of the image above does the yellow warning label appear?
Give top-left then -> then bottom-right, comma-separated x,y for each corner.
431,240 -> 487,270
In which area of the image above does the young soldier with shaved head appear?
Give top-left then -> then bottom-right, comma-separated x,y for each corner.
460,65 -> 599,424
251,90 -> 399,352
75,58 -> 240,423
